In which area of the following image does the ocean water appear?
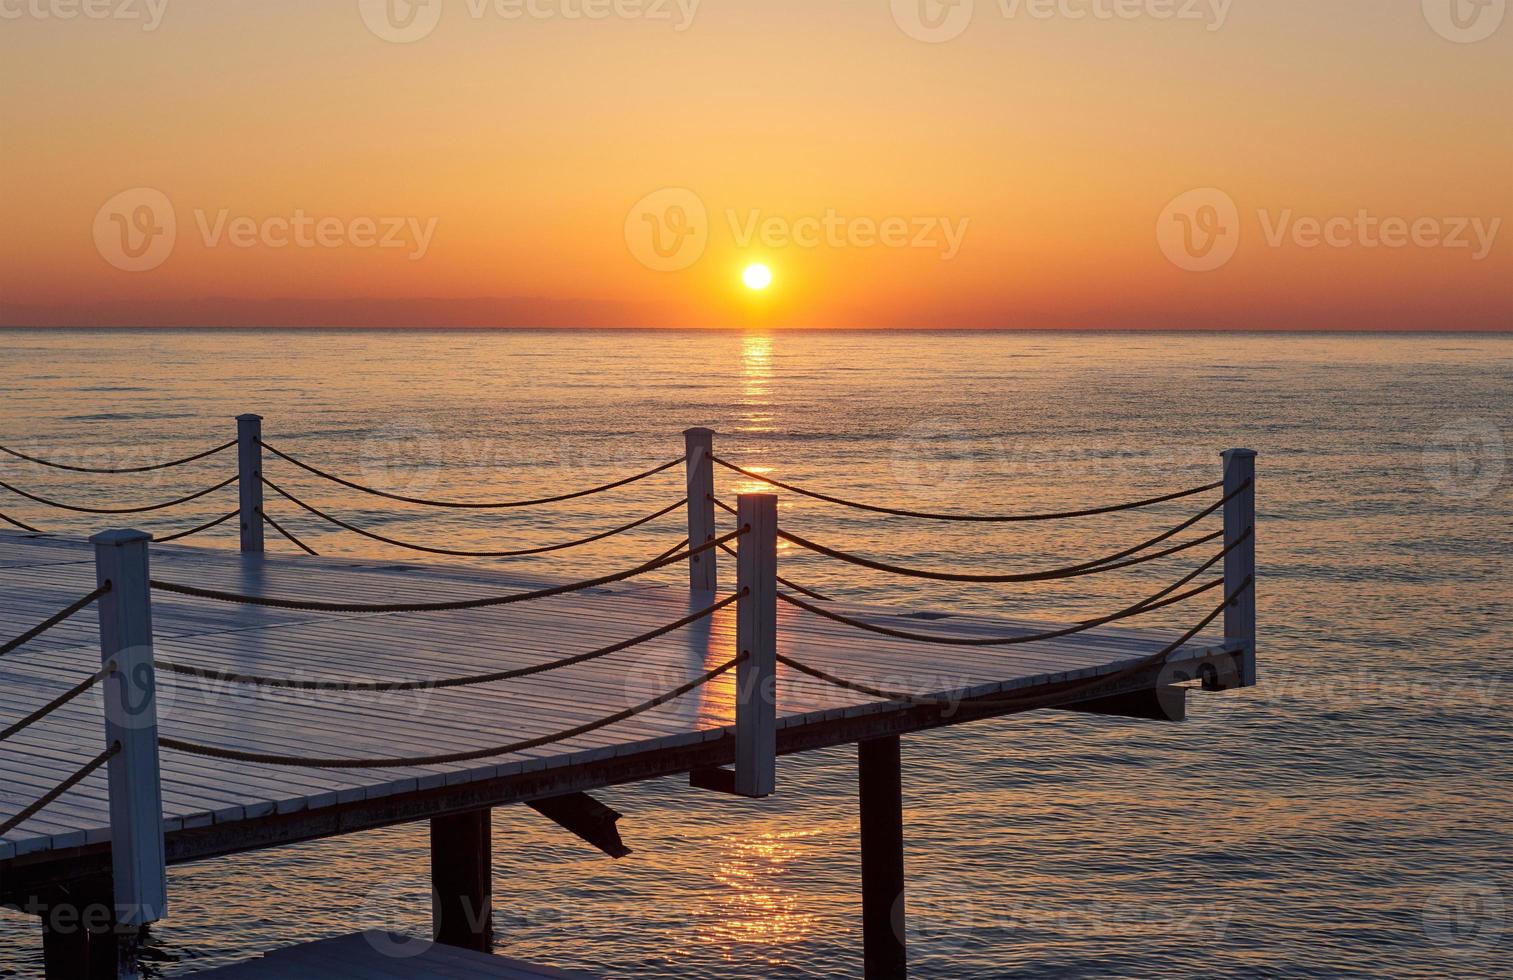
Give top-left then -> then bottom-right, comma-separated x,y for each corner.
0,329 -> 1509,979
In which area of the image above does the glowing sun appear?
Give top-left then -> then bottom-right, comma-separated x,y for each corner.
742,263 -> 773,290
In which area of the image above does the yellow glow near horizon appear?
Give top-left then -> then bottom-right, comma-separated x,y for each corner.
743,264 -> 773,291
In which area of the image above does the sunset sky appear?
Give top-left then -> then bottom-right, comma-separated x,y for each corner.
1,0 -> 1508,330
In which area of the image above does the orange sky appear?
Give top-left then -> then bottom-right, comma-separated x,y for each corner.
1,0 -> 1508,329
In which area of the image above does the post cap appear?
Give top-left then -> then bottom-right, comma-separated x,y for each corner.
237,414 -> 264,422
684,427 -> 716,438
90,529 -> 153,546
1222,448 -> 1258,459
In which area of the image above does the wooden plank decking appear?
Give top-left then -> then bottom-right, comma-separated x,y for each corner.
187,931 -> 598,979
0,528 -> 1243,880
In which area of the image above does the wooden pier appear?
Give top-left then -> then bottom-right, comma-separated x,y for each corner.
0,423 -> 1257,979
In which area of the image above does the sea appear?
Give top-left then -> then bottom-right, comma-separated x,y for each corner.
1,329 -> 1509,978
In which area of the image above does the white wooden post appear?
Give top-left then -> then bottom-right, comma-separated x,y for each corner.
91,530 -> 168,940
237,414 -> 264,554
735,493 -> 777,798
684,427 -> 717,594
1222,449 -> 1257,686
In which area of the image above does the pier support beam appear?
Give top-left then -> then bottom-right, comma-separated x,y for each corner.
430,809 -> 493,953
37,879 -> 120,980
859,736 -> 907,980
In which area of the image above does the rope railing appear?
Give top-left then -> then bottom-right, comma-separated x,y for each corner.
0,663 -> 116,745
715,539 -> 834,603
766,482 -> 1246,584
712,455 -> 1225,522
0,474 -> 238,516
156,510 -> 239,544
771,528 -> 1249,648
261,440 -> 685,510
0,584 -> 111,658
261,510 -> 318,556
0,742 -> 120,838
712,483 -> 1242,585
157,590 -> 743,692
0,439 -> 236,475
261,476 -> 686,559
148,527 -> 747,614
776,577 -> 1251,709
159,655 -> 743,769
1,508 -> 43,533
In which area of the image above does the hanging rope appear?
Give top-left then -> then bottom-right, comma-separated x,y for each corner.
776,579 -> 1249,709
0,663 -> 116,745
149,527 -> 746,613
781,575 -> 1223,647
0,585 -> 110,658
261,476 -> 686,559
159,656 -> 742,769
0,508 -> 43,533
0,474 -> 238,515
712,455 -> 1224,522
0,439 -> 236,474
771,483 -> 1246,584
261,510 -> 319,556
649,536 -> 692,565
715,540 -> 834,602
156,510 -> 239,544
0,742 -> 120,837
261,440 -> 685,510
157,590 -> 743,691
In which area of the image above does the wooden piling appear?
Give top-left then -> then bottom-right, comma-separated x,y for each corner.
92,529 -> 167,979
684,427 -> 717,594
1222,449 -> 1257,685
237,415 -> 264,554
859,735 -> 907,980
431,809 -> 493,953
734,493 -> 777,798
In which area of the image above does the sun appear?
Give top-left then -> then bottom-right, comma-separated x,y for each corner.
742,263 -> 773,291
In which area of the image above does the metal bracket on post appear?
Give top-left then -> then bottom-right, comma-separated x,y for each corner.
237,414 -> 264,554
1222,449 -> 1257,687
734,493 -> 777,799
91,530 -> 167,979
684,427 -> 716,594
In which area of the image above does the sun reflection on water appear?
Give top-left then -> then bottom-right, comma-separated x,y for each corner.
704,827 -> 823,963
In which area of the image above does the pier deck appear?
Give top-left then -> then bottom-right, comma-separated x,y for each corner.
189,931 -> 598,979
1,528 -> 1241,879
